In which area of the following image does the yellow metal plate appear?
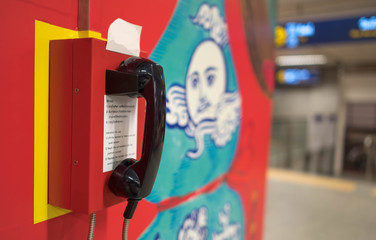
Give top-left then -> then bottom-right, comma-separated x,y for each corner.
34,20 -> 106,224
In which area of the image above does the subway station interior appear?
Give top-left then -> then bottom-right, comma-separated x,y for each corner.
0,0 -> 376,239
267,0 -> 376,239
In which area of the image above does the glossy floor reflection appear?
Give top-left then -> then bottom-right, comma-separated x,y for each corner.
265,169 -> 376,240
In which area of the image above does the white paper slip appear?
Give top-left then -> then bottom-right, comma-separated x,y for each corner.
103,95 -> 138,172
106,18 -> 142,56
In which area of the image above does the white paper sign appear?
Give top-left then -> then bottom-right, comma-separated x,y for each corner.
103,95 -> 138,172
106,18 -> 142,56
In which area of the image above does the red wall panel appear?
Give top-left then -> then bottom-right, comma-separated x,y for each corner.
0,0 -> 273,239
0,0 -> 77,236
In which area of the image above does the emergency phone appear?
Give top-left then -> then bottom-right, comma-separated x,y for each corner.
48,38 -> 166,238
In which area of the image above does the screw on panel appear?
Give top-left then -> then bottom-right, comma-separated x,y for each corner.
75,88 -> 79,93
73,160 -> 79,165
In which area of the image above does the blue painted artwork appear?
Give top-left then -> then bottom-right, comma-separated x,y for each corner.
143,0 -> 243,238
148,0 -> 241,202
140,185 -> 244,240
166,39 -> 240,159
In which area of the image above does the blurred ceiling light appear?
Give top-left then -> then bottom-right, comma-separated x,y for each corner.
276,54 -> 328,66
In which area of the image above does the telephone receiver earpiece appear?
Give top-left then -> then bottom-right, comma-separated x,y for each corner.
107,57 -> 166,200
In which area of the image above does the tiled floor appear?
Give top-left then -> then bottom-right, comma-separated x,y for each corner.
264,169 -> 376,240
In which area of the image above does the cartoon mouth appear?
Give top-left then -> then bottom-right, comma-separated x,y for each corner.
197,101 -> 211,113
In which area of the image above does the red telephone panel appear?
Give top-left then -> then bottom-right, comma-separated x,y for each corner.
48,38 -> 145,214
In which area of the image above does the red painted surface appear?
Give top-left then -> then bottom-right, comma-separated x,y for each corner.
0,0 -> 272,239
0,0 -> 78,237
226,0 -> 272,239
49,39 -> 74,208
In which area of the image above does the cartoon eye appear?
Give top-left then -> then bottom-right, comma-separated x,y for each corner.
207,74 -> 215,86
191,73 -> 199,88
205,67 -> 217,86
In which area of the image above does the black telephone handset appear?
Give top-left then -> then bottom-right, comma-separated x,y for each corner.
106,57 -> 166,219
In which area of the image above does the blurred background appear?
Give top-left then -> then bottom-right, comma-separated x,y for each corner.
265,0 -> 376,239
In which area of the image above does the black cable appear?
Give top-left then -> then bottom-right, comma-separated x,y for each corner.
123,199 -> 139,219
122,199 -> 140,240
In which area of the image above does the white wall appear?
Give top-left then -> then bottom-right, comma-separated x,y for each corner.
271,68 -> 339,171
273,70 -> 339,119
341,71 -> 376,103
272,68 -> 376,175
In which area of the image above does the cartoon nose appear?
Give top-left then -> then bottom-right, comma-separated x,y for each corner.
199,85 -> 207,103
198,81 -> 205,98
200,96 -> 207,103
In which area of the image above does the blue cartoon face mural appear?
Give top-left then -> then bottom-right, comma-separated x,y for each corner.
167,39 -> 240,158
142,0 -> 244,239
147,0 -> 241,202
